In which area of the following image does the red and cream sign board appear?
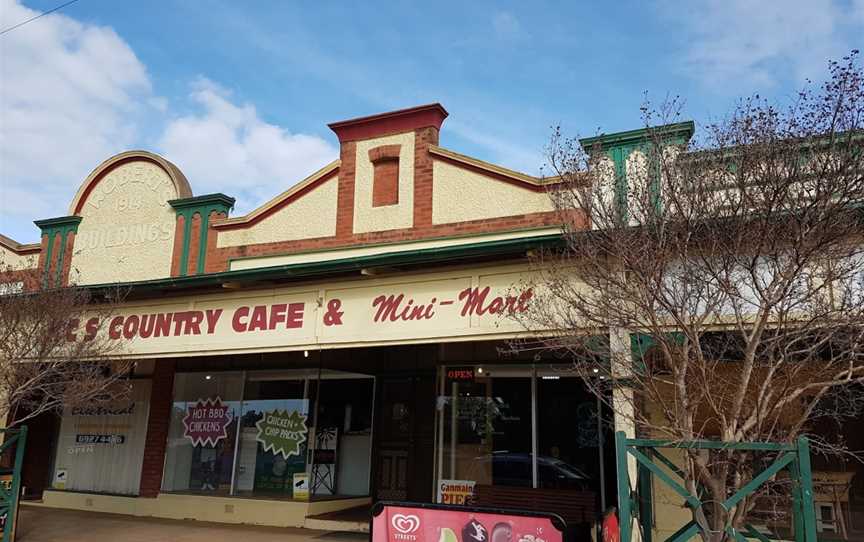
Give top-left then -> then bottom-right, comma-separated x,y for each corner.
65,266 -> 545,358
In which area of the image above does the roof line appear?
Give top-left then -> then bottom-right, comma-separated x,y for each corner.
211,160 -> 340,229
429,145 -> 561,189
0,233 -> 41,254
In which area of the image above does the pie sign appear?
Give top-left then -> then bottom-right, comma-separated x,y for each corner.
182,397 -> 233,447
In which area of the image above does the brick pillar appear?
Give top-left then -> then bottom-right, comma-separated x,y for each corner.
335,140 -> 357,238
139,360 -> 176,497
413,126 -> 439,228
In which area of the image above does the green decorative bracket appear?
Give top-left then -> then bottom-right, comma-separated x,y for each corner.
34,216 -> 82,288
169,193 -> 235,276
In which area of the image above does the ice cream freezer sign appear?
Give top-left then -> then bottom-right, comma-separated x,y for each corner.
61,269 -> 540,356
372,502 -> 564,542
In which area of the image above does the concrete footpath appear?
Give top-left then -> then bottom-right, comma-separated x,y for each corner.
15,505 -> 369,542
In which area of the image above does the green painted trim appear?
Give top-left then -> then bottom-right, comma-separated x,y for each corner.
616,431 -> 633,542
197,211 -> 212,275
796,437 -> 817,542
629,446 -> 700,508
647,448 -> 687,480
579,121 -> 695,151
170,193 -> 235,276
41,231 -> 54,288
33,215 -> 83,229
35,216 -> 82,287
0,426 -> 27,541
54,228 -> 70,287
78,233 -> 564,297
226,225 -> 563,265
723,451 -> 794,510
625,438 -> 796,451
664,521 -> 699,542
637,461 -> 653,542
168,193 -> 236,209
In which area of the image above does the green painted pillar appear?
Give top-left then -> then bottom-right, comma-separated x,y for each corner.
34,216 -> 82,287
169,193 -> 235,276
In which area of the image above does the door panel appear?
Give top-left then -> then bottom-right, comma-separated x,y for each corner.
373,374 -> 436,502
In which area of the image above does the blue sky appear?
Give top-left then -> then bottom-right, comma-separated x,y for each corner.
1,0 -> 862,243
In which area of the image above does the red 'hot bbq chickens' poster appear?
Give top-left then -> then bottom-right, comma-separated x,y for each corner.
371,502 -> 566,542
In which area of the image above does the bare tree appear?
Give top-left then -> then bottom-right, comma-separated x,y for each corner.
514,52 -> 864,539
0,264 -> 131,427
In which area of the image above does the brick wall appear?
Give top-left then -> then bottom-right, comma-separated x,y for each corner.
138,360 -> 176,497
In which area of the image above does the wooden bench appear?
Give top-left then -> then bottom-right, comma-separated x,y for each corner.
471,485 -> 598,527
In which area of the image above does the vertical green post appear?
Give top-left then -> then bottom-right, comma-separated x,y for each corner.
616,431 -> 632,542
788,455 -> 805,542
4,427 -> 28,542
796,437 -> 817,542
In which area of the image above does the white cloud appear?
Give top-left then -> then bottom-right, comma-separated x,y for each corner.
157,79 -> 338,213
0,0 -> 152,240
0,1 -> 338,242
665,0 -> 863,89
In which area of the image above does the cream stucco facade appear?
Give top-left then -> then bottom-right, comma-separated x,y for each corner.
71,161 -> 180,285
216,175 -> 339,247
0,244 -> 37,271
431,159 -> 553,224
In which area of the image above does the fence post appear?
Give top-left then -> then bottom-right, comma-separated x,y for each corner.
616,431 -> 632,542
6,427 -> 27,542
796,437 -> 817,542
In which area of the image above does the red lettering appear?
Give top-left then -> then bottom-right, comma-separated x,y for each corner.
154,313 -> 172,337
269,304 -> 287,330
172,312 -> 189,336
187,310 -> 203,335
248,305 -> 267,332
123,315 -> 139,339
458,287 -> 533,316
459,286 -> 491,316
205,309 -> 222,334
109,316 -> 124,340
373,294 -> 403,322
139,314 -> 155,338
232,307 -> 249,332
424,298 -> 437,319
286,303 -> 304,328
84,317 -> 99,341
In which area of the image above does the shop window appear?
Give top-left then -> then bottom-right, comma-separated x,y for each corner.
436,366 -> 612,512
234,378 -> 309,497
51,380 -> 151,495
369,144 -> 401,207
312,378 -> 374,496
438,373 -> 533,491
536,377 -> 596,491
161,372 -> 243,494
161,370 -> 374,500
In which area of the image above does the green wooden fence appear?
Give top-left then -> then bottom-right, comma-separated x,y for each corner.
0,427 -> 27,542
615,431 -> 817,542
